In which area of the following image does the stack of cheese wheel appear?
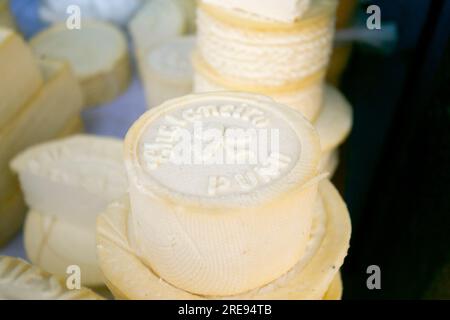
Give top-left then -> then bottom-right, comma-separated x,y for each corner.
193,0 -> 337,122
97,92 -> 351,299
10,135 -> 128,288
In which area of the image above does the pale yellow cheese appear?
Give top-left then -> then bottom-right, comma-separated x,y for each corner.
323,272 -> 342,300
96,180 -> 351,299
30,21 -> 131,108
0,28 -> 43,128
24,210 -> 103,287
0,116 -> 85,248
0,0 -> 16,30
0,256 -> 103,300
0,59 -> 83,209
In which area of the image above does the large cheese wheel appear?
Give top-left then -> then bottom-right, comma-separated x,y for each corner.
122,92 -> 322,295
96,180 -> 351,299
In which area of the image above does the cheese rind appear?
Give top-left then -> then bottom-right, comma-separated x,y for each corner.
193,66 -> 323,121
30,21 -> 131,107
10,135 -> 127,228
24,210 -> 103,287
124,92 -> 322,295
202,0 -> 311,23
142,36 -> 195,108
96,180 -> 350,299
0,28 -> 43,128
0,256 -> 103,300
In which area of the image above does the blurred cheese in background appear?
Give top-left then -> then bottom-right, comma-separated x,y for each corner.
142,36 -> 195,109
0,0 -> 16,30
39,0 -> 143,27
0,58 -> 84,247
0,256 -> 103,299
11,135 -> 127,287
0,27 -> 42,129
129,0 -> 196,109
30,21 -> 131,108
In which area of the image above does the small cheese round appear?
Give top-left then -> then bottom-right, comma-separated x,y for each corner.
124,92 -> 322,295
0,256 -> 103,300
143,36 -> 195,108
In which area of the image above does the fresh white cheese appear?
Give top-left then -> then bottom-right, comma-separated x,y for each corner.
123,92 -> 322,296
142,36 -> 195,108
11,135 -> 127,228
30,21 -> 131,108
0,28 -> 43,129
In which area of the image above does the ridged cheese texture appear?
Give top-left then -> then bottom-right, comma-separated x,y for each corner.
315,85 -> 353,153
96,180 -> 351,299
202,0 -> 310,23
10,134 -> 127,228
124,92 -> 322,296
0,256 -> 103,300
0,28 -> 43,128
193,68 -> 323,122
196,0 -> 337,87
0,0 -> 16,29
30,21 -> 131,108
39,0 -> 143,26
24,210 -> 103,287
0,59 -> 83,218
143,36 -> 195,108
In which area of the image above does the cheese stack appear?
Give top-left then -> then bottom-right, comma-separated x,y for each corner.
10,135 -> 128,287
193,0 -> 337,122
0,33 -> 84,247
129,0 -> 196,108
97,92 -> 351,299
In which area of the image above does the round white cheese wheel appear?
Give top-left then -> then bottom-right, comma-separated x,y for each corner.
24,210 -> 103,287
0,256 -> 103,300
96,180 -> 350,299
124,92 -> 322,295
30,21 -> 131,108
10,134 -> 127,228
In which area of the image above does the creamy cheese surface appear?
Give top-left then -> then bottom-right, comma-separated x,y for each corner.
126,92 -> 320,206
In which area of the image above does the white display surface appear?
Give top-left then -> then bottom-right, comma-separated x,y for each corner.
0,75 -> 148,259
